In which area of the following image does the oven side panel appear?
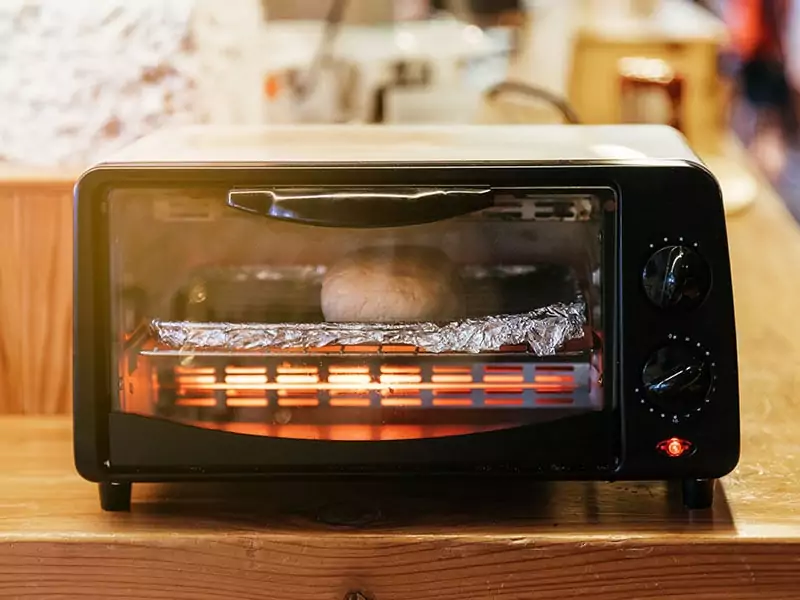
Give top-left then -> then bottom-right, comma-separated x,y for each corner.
74,167 -> 115,481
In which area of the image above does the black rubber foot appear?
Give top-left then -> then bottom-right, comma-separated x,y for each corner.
99,482 -> 132,512
681,478 -> 715,510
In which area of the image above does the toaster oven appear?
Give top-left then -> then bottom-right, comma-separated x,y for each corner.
73,125 -> 740,511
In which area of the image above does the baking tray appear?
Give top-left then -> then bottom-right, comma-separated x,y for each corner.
152,263 -> 586,355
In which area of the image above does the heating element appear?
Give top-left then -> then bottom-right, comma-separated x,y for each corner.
163,360 -> 587,409
126,340 -> 600,440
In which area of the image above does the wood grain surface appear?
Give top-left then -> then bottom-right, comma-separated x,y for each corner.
0,146 -> 799,598
0,176 -> 73,413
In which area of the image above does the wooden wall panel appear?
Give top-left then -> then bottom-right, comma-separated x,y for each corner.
0,178 -> 73,414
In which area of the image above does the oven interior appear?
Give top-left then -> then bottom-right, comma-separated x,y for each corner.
107,186 -> 606,441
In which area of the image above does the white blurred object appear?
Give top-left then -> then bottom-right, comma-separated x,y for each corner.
0,0 -> 201,167
0,0 -> 503,166
260,16 -> 504,125
259,20 -> 356,124
373,19 -> 501,123
704,155 -> 758,216
0,0 -> 271,167
193,0 -> 266,125
510,0 -> 577,102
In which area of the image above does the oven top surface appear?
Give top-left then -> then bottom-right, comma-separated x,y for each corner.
95,124 -> 700,167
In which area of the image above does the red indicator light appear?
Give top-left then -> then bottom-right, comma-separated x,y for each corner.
657,437 -> 693,458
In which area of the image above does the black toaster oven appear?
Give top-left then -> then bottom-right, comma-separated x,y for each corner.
73,125 -> 740,511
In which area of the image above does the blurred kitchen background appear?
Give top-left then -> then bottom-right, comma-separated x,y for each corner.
0,1 -> 791,164
3,0 -> 798,201
0,0 -> 797,411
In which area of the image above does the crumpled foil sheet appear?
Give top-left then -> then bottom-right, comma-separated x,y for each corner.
0,0 -> 199,167
150,301 -> 586,355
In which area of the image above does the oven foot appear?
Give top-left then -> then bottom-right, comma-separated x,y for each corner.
99,482 -> 132,512
681,478 -> 714,510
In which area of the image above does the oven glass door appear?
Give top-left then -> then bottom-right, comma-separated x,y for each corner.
107,185 -> 607,442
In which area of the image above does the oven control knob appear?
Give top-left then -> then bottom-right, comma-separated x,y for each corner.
642,344 -> 712,411
642,245 -> 711,310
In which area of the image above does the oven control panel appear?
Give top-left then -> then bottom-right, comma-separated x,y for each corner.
618,162 -> 738,480
642,244 -> 712,310
640,339 -> 714,418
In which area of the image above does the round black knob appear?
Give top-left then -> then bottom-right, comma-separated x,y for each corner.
642,344 -> 713,412
642,245 -> 711,310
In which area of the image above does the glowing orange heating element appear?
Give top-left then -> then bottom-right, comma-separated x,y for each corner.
657,437 -> 693,458
171,362 -> 579,409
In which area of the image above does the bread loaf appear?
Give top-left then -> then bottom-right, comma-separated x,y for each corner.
321,246 -> 463,322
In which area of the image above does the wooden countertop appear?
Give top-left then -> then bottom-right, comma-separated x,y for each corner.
3,155 -> 800,598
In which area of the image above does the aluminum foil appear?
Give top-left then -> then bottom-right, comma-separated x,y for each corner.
150,301 -> 586,355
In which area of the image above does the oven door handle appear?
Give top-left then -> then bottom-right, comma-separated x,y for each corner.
226,187 -> 494,228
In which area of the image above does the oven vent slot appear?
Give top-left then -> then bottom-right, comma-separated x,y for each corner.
154,196 -> 222,222
481,195 -> 595,222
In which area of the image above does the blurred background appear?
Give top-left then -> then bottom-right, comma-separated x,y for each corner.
4,1 -> 799,199
0,0 -> 796,412
4,1 -> 798,188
